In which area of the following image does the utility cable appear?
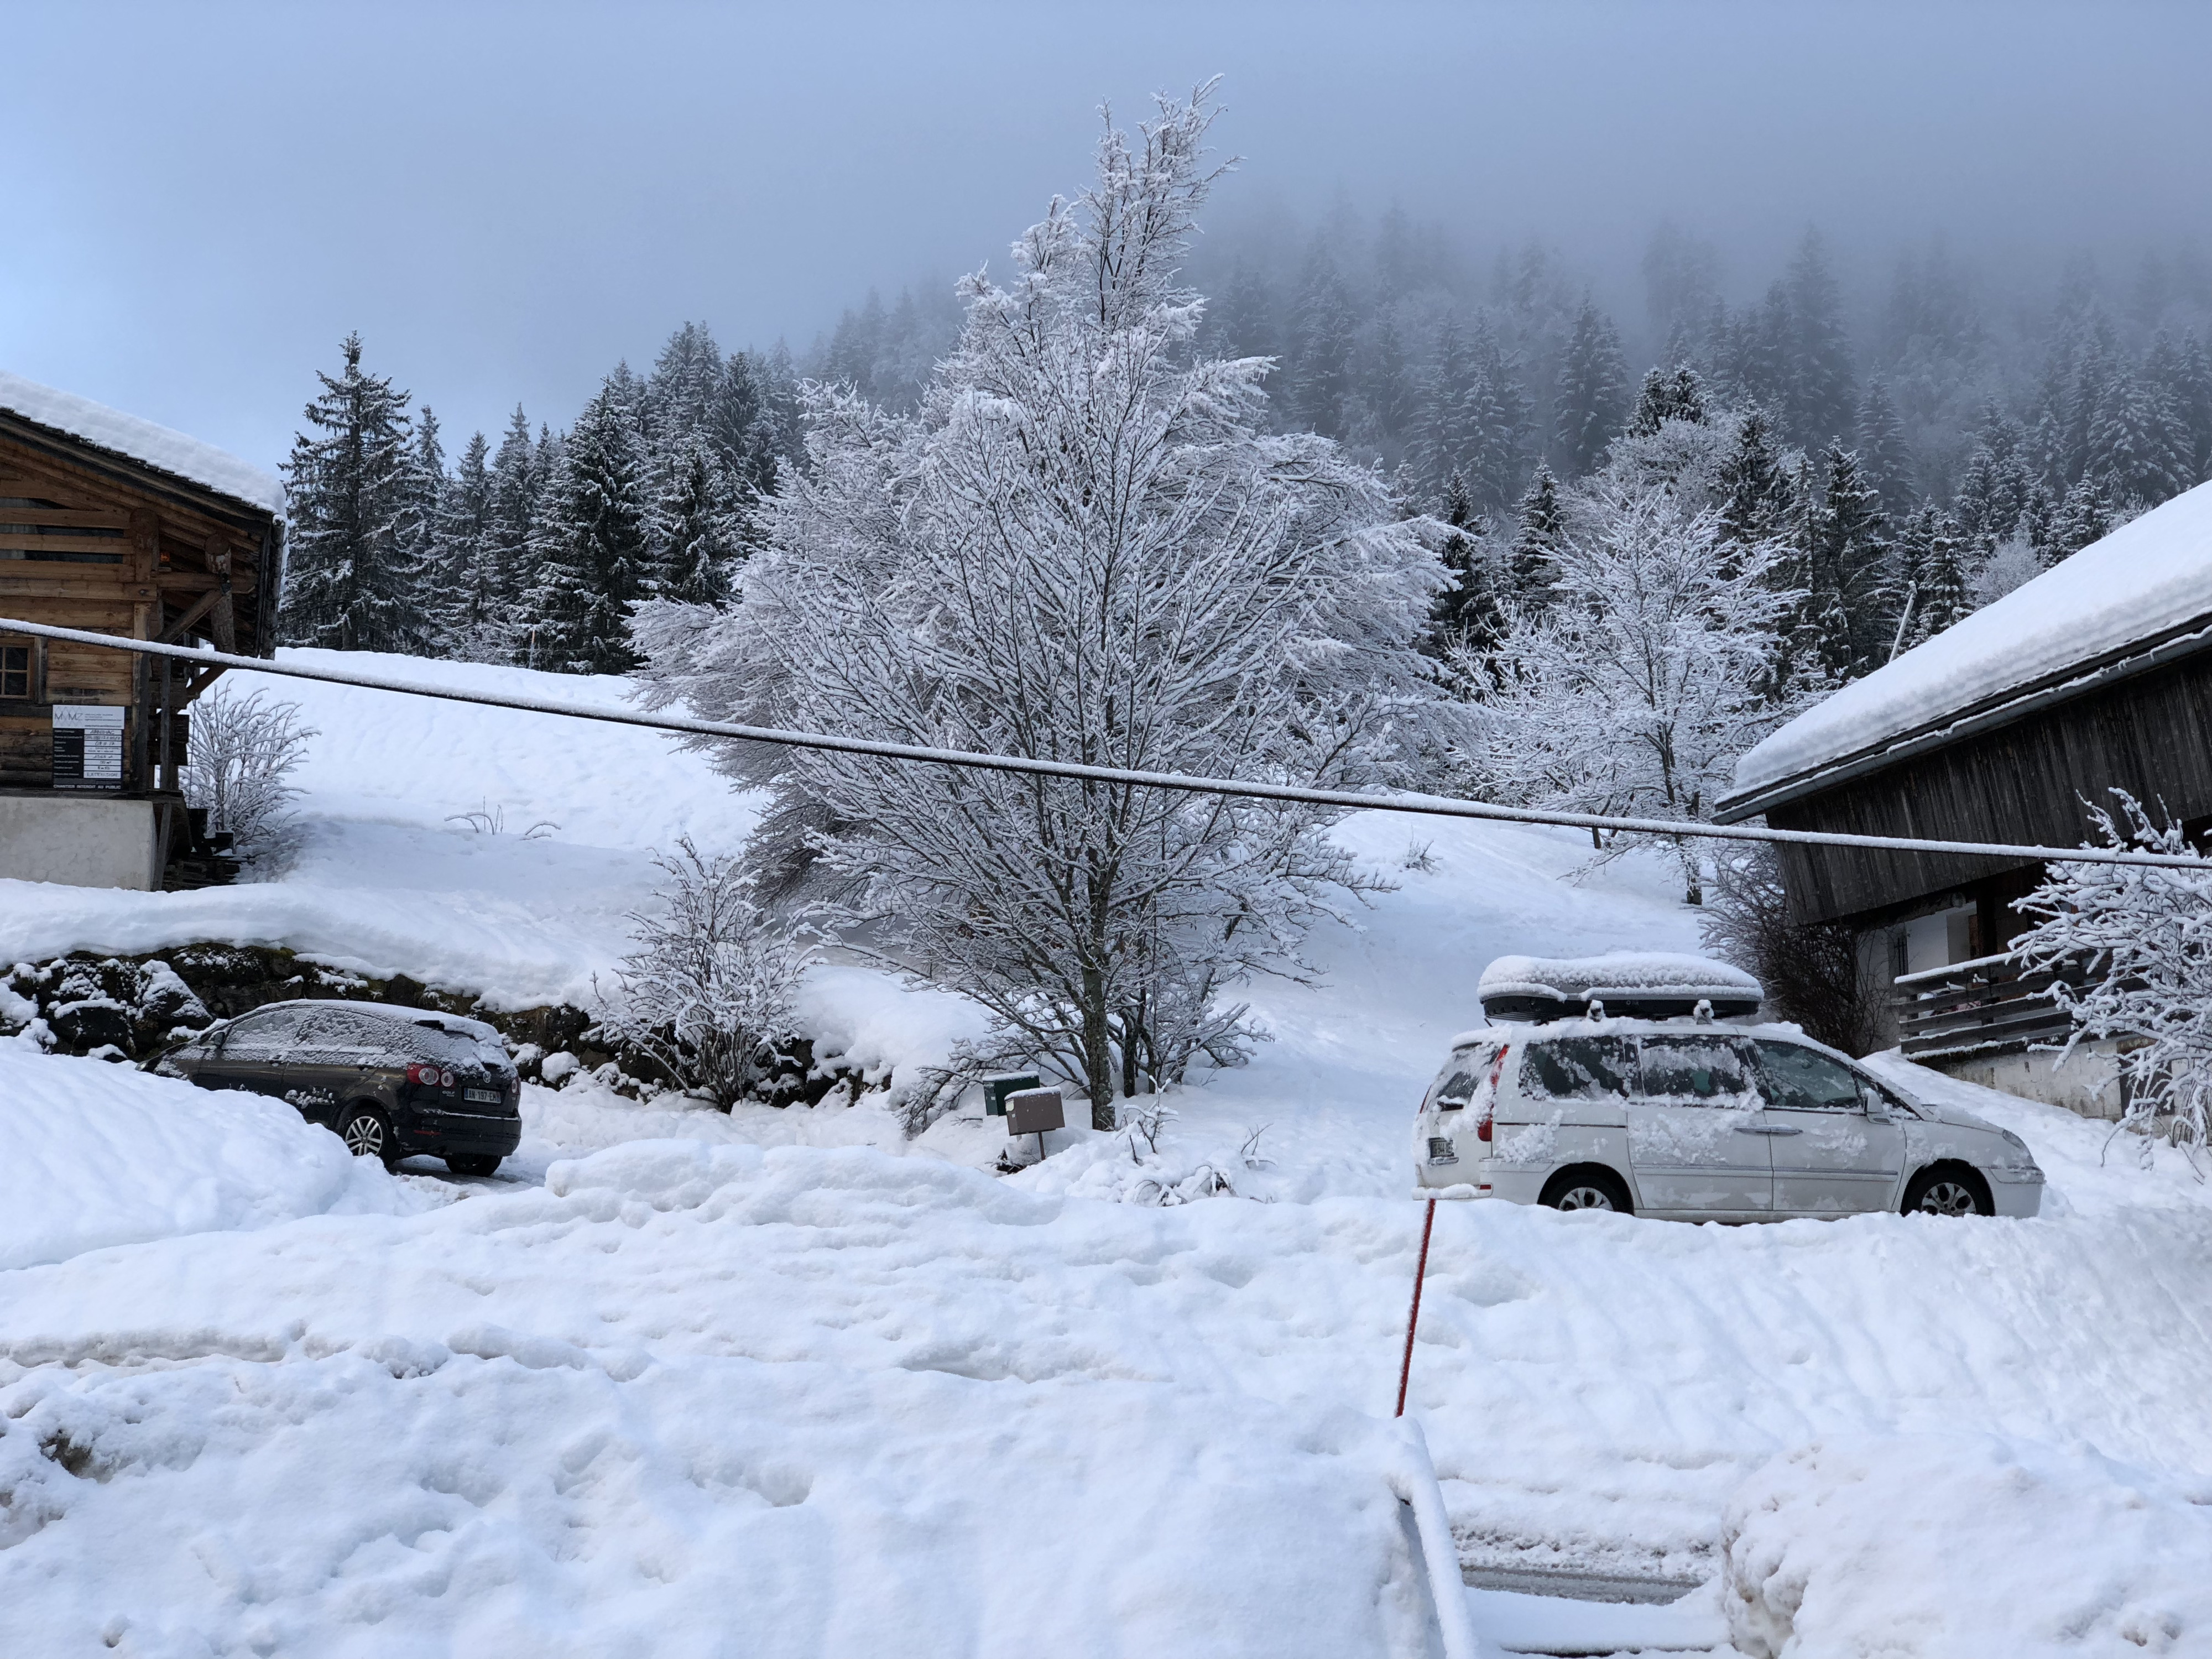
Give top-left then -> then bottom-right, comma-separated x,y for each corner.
7,616 -> 2206,872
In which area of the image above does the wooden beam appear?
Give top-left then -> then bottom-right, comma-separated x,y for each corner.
0,535 -> 129,554
159,588 -> 223,644
154,570 -> 258,594
0,509 -> 132,529
205,530 -> 237,653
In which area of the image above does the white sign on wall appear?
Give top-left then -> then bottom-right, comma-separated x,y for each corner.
52,704 -> 126,790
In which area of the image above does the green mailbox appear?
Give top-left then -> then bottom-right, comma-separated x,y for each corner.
979,1072 -> 1042,1117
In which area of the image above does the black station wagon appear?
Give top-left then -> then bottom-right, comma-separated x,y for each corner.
156,999 -> 521,1175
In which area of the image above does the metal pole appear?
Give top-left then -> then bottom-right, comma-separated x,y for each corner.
1395,1198 -> 1438,1418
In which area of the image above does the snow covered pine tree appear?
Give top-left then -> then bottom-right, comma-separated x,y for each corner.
278,334 -> 427,653
633,85 -> 1447,1128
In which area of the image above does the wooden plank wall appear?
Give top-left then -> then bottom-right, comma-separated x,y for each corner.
1771,649 -> 2212,925
0,424 -> 274,791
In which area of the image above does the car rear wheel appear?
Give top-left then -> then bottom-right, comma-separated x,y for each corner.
1540,1167 -> 1634,1215
1902,1165 -> 1992,1217
337,1105 -> 398,1170
445,1154 -> 502,1178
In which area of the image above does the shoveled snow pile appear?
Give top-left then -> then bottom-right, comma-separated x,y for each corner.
1723,1432 -> 2212,1658
0,1044 -> 404,1271
0,368 -> 285,517
1730,478 -> 2212,798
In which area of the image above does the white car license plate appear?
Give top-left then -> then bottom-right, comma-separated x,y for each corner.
463,1087 -> 503,1105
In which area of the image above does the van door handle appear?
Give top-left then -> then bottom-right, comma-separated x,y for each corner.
1734,1122 -> 1804,1135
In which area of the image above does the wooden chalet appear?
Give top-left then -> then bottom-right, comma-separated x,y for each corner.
0,372 -> 283,888
1714,481 -> 2212,1114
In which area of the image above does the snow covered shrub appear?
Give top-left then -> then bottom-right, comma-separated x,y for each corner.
2015,792 -> 2212,1150
631,86 -> 1448,1128
1699,843 -> 1881,1056
184,686 -> 316,858
1463,477 -> 1802,904
597,838 -> 815,1109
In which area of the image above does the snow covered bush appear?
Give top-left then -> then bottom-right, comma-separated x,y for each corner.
1699,843 -> 1882,1055
596,838 -> 815,1109
632,86 -> 1447,1128
183,686 -> 316,858
2015,792 -> 2212,1150
1462,476 -> 1801,904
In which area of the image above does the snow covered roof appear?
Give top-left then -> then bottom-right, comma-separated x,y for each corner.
1477,953 -> 1762,1022
1724,481 -> 2212,811
0,369 -> 285,519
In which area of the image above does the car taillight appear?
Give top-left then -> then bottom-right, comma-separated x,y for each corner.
408,1063 -> 455,1088
1477,1044 -> 1510,1143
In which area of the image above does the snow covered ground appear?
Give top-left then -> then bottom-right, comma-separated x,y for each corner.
4,654 -> 2210,1657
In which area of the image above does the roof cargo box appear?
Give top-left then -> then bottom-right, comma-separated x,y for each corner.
1477,952 -> 1762,1024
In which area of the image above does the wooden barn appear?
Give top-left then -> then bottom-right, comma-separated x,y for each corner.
0,371 -> 284,888
1715,480 -> 2212,1115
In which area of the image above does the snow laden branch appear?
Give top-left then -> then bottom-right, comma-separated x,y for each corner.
1461,477 -> 1803,904
184,686 -> 317,860
595,839 -> 816,1109
632,86 -> 1449,1128
2015,793 -> 2212,1155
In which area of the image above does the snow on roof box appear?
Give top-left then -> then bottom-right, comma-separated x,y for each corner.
1726,481 -> 2212,806
0,369 -> 285,519
1477,952 -> 1762,1024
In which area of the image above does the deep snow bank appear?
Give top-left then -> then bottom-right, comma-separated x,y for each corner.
1723,1433 -> 2212,1658
0,1046 -> 403,1270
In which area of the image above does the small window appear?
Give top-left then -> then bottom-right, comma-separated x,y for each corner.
1,641 -> 30,700
1521,1036 -> 1635,1100
1637,1036 -> 1759,1104
1424,1044 -> 1500,1112
1752,1040 -> 1863,1112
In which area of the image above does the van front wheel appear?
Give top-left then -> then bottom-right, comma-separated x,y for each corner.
1540,1167 -> 1634,1215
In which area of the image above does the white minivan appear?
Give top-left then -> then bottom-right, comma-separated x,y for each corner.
1413,956 -> 2044,1221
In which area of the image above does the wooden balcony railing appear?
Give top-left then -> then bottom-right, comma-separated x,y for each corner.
1892,952 -> 2085,1061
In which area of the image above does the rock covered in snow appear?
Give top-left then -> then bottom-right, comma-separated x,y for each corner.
0,369 -> 284,517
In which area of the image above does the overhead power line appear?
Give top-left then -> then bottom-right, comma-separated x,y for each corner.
8,616 -> 2210,872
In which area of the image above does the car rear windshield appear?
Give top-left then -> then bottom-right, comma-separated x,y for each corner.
225,1005 -> 509,1071
1521,1036 -> 1635,1099
1424,1043 -> 1501,1112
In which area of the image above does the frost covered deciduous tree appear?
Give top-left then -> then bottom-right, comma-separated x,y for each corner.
1464,480 -> 1801,903
184,687 -> 317,859
2015,794 -> 2212,1151
598,838 -> 815,1109
632,86 -> 1447,1125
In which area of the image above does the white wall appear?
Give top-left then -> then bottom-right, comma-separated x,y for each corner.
0,796 -> 158,890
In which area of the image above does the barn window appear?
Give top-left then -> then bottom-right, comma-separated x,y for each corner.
1,641 -> 31,699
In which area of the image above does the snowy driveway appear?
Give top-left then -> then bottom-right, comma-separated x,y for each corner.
4,1056 -> 2211,1656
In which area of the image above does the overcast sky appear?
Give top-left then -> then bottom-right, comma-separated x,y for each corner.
6,1 -> 2206,475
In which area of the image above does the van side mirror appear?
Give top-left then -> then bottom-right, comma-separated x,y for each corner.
1860,1085 -> 1892,1123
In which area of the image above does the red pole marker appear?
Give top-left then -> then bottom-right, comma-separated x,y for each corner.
1395,1197 -> 1439,1417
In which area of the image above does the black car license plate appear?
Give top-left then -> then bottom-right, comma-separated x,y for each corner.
463,1087 -> 503,1104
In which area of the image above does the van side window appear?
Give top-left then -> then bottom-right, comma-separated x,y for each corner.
1521,1036 -> 1634,1099
1751,1040 -> 1862,1111
1637,1036 -> 1759,1104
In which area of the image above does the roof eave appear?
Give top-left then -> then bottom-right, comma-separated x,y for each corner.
1715,610 -> 2212,823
